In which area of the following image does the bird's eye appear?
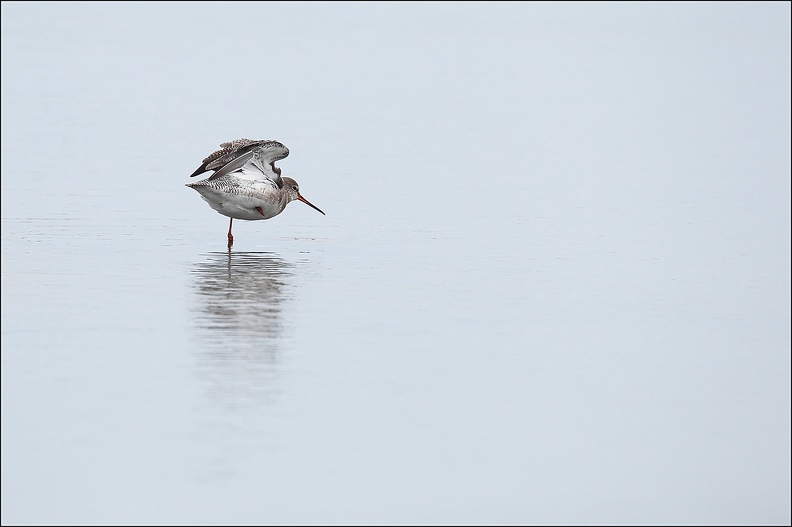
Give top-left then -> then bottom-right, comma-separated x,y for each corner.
292,185 -> 299,191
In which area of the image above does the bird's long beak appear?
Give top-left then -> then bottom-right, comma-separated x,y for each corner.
298,194 -> 325,215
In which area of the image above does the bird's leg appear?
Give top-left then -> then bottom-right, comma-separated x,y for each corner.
227,217 -> 234,248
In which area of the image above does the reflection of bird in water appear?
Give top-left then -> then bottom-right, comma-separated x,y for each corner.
186,139 -> 325,248
191,251 -> 294,409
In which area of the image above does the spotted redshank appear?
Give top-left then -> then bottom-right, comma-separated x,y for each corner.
186,139 -> 324,247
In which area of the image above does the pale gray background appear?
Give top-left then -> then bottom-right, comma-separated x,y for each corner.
2,2 -> 790,525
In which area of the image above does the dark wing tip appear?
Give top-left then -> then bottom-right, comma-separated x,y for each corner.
189,164 -> 208,177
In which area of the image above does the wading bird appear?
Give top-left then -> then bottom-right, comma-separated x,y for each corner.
186,139 -> 324,248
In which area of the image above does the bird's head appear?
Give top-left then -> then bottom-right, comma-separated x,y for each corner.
282,176 -> 325,215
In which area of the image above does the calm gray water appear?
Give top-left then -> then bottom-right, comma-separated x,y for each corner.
2,2 -> 790,525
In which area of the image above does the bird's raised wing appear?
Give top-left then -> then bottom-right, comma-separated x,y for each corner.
189,139 -> 289,188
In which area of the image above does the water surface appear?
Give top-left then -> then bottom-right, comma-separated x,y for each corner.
2,2 -> 790,525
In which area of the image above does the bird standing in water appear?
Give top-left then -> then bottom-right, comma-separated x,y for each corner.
186,139 -> 325,248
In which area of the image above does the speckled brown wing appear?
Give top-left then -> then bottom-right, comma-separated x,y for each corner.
188,139 -> 289,179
